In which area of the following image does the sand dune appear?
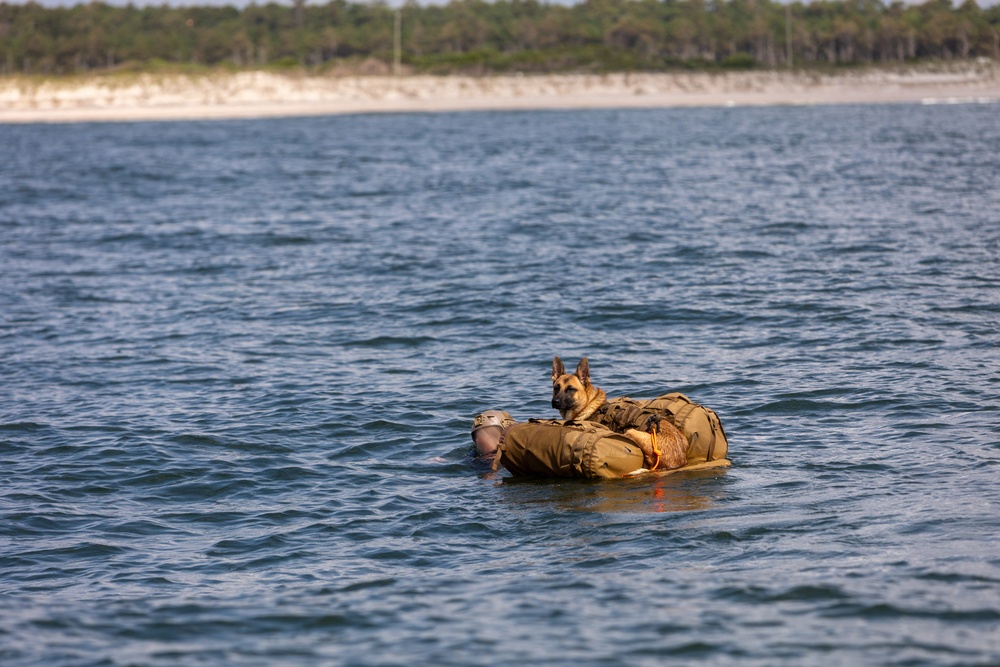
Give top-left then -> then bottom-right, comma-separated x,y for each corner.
1,62 -> 997,123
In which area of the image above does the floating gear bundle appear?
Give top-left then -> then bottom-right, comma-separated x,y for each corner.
495,419 -> 645,479
490,392 -> 730,479
590,392 -> 729,465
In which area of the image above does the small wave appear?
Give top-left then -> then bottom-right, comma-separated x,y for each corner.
343,335 -> 436,348
0,421 -> 52,433
822,602 -> 1000,622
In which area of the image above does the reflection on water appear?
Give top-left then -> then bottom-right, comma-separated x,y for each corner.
496,468 -> 729,514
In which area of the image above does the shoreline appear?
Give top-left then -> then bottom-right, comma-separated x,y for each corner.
2,63 -> 998,123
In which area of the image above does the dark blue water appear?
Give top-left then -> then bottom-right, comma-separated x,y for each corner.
2,103 -> 999,667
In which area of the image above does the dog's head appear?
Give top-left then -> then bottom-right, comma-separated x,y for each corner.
551,356 -> 592,418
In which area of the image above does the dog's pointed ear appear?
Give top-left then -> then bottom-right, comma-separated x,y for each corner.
575,357 -> 591,387
551,356 -> 565,382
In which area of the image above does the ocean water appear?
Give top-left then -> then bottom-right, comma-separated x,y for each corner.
1,103 -> 999,667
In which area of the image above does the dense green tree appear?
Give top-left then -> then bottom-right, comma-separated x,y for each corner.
0,0 -> 997,75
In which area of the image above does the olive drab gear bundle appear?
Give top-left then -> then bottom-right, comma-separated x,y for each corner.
591,392 -> 729,465
493,419 -> 645,479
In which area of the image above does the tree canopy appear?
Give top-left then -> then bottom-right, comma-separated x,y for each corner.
1,0 -> 998,75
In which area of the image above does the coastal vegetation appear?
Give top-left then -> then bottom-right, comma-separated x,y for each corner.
1,0 -> 999,76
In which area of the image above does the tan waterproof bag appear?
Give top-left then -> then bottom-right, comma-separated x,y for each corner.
497,420 -> 644,479
596,393 -> 729,465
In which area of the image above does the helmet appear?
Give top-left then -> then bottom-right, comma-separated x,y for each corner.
470,410 -> 515,438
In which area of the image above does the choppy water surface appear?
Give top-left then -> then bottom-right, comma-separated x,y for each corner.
2,103 -> 999,666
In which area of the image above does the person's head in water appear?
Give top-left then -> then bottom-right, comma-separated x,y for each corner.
470,410 -> 516,459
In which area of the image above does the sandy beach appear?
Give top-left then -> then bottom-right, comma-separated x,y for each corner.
1,62 -> 998,123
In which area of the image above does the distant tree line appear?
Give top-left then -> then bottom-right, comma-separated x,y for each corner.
1,0 -> 999,76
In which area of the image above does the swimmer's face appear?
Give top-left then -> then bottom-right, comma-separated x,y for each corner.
472,425 -> 502,458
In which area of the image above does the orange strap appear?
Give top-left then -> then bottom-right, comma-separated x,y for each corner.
650,425 -> 662,470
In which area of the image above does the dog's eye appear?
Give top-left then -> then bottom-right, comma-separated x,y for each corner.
566,387 -> 576,394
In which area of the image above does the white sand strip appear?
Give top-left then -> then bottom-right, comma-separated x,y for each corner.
1,63 -> 997,123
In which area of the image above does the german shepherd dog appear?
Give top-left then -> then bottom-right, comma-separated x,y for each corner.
551,356 -> 688,470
